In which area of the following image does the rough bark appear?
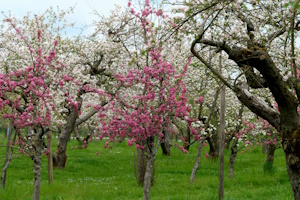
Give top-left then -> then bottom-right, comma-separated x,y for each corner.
190,141 -> 203,182
282,129 -> 300,199
32,129 -> 44,200
228,139 -> 238,178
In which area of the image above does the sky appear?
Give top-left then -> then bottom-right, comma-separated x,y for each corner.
0,0 -> 128,36
1,0 -> 299,46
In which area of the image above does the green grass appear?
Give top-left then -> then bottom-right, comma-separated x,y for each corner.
0,135 -> 293,200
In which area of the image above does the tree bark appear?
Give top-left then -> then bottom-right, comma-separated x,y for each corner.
264,143 -> 276,172
219,82 -> 225,200
282,130 -> 300,199
53,100 -> 81,168
137,147 -> 146,185
143,137 -> 158,200
47,124 -> 53,184
183,123 -> 191,151
208,135 -> 218,158
32,129 -> 44,200
161,130 -> 171,156
208,106 -> 219,158
190,141 -> 203,182
224,135 -> 232,150
53,98 -> 108,169
262,137 -> 268,154
228,139 -> 238,178
143,150 -> 155,200
286,159 -> 300,200
1,118 -> 14,190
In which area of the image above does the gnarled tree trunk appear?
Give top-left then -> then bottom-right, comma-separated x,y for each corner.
282,131 -> 300,199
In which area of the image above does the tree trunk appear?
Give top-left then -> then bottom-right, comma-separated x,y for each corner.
137,147 -> 146,185
225,135 -> 232,150
183,123 -> 191,151
190,141 -> 203,182
208,108 -> 219,159
219,80 -> 225,200
161,130 -> 171,156
53,109 -> 80,169
47,124 -> 53,184
282,132 -> 300,199
228,139 -> 238,178
32,130 -> 43,200
262,137 -> 268,154
1,118 -> 14,190
264,143 -> 276,172
286,159 -> 300,200
143,145 -> 156,200
208,135 -> 218,158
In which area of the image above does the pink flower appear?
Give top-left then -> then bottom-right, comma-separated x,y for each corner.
130,8 -> 135,15
136,144 -> 145,149
205,153 -> 209,158
37,29 -> 42,40
54,39 -> 59,47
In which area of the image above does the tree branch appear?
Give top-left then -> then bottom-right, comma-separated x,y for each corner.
234,82 -> 280,129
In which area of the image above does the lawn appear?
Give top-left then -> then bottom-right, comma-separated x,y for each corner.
0,134 -> 293,200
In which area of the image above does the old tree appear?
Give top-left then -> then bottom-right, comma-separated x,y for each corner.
173,0 -> 300,198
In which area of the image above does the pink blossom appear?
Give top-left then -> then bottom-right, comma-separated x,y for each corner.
54,39 -> 59,47
136,144 -> 145,149
205,153 -> 209,158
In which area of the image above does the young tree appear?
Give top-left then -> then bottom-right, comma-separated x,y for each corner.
94,1 -> 194,199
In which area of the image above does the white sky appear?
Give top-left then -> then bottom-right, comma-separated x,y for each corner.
0,0 -> 128,35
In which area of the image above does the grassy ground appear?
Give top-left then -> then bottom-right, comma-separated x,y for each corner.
0,135 -> 293,200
